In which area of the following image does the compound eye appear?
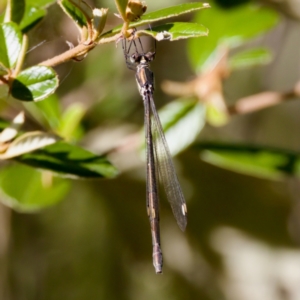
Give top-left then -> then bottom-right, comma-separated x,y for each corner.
145,52 -> 155,61
130,53 -> 140,63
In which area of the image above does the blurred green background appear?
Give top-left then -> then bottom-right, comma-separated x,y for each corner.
2,0 -> 300,299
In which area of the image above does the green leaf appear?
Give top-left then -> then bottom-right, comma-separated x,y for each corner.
58,0 -> 93,29
24,94 -> 62,129
0,131 -> 60,159
206,102 -> 228,126
0,164 -> 70,212
16,141 -> 118,179
136,2 -> 210,26
195,142 -> 300,180
92,8 -> 108,39
153,99 -> 206,156
188,3 -> 279,72
58,103 -> 86,140
20,5 -> 46,33
26,0 -> 57,8
114,0 -> 128,21
0,22 -> 22,68
101,2 -> 210,39
138,22 -> 208,41
11,65 -> 58,101
5,0 -> 25,24
35,94 -> 61,128
229,47 -> 273,70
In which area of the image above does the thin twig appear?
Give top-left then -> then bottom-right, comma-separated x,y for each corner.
228,87 -> 300,115
38,33 -> 122,68
38,42 -> 96,67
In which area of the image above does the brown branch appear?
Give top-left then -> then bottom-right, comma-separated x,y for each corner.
228,86 -> 300,115
38,33 -> 121,68
163,47 -> 300,117
38,42 -> 96,67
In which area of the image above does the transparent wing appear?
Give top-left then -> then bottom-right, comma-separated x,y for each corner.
149,96 -> 187,231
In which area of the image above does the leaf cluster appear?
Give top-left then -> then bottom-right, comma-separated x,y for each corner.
0,0 -> 209,211
0,0 -> 289,211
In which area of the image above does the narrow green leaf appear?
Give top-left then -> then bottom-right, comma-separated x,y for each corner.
22,94 -> 62,129
138,22 -> 208,41
151,99 -> 206,156
188,3 -> 279,72
58,0 -> 93,28
58,103 -> 86,140
101,2 -> 210,39
196,142 -> 300,180
0,22 -> 22,68
16,141 -> 118,179
20,5 -> 46,33
33,94 -> 61,129
0,131 -> 60,159
206,102 -> 228,126
114,0 -> 129,21
0,164 -> 70,212
135,2 -> 210,26
229,47 -> 273,70
11,66 -> 58,101
92,8 -> 108,39
26,0 -> 57,8
5,0 -> 25,24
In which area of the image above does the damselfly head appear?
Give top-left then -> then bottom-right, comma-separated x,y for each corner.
129,53 -> 138,64
130,51 -> 155,64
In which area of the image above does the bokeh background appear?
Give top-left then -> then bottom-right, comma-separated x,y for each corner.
1,0 -> 300,299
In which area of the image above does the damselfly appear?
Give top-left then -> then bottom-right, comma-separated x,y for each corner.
123,36 -> 187,273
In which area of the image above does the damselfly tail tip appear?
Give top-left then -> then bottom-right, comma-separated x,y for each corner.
154,262 -> 163,274
178,219 -> 187,232
153,245 -> 163,274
